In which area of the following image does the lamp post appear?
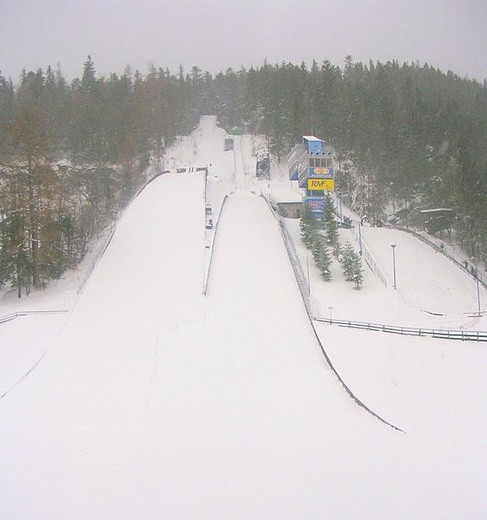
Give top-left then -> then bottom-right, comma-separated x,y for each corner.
306,258 -> 311,293
328,306 -> 334,322
391,244 -> 397,290
471,257 -> 482,316
358,222 -> 363,256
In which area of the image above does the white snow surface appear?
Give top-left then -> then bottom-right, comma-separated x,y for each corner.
1,116 -> 486,518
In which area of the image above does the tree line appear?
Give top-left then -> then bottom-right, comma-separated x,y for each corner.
216,58 -> 486,264
1,56 -> 485,296
0,58 -> 202,296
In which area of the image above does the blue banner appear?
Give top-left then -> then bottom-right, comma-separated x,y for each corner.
309,167 -> 334,178
304,196 -> 326,213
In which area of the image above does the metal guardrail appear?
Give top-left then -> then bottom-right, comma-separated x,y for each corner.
390,224 -> 487,290
203,194 -> 230,296
262,194 -> 403,432
314,317 -> 487,342
350,224 -> 388,288
0,309 -> 68,326
261,195 -> 311,313
264,195 -> 485,344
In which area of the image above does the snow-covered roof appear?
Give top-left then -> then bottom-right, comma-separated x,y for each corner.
302,135 -> 323,142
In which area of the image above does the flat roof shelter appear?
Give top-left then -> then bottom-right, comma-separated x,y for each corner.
277,202 -> 302,219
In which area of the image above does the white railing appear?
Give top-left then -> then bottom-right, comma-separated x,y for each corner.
314,316 -> 487,342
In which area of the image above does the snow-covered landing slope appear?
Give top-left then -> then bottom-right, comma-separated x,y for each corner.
0,172 -> 208,516
135,191 -> 482,519
1,117 -> 485,518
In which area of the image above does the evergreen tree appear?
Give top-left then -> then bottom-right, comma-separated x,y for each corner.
1,56 -> 485,293
300,202 -> 317,249
341,241 -> 363,288
4,101 -> 59,292
351,253 -> 364,289
321,193 -> 340,255
341,241 -> 356,281
311,233 -> 332,281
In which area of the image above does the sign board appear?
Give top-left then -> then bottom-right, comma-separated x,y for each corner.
307,178 -> 335,191
309,167 -> 334,178
304,197 -> 326,214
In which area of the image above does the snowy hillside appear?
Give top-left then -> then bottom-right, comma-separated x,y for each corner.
1,116 -> 485,518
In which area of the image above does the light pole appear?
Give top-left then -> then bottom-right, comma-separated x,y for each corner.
306,258 -> 311,293
471,257 -> 482,316
328,306 -> 334,322
358,222 -> 363,256
391,244 -> 397,290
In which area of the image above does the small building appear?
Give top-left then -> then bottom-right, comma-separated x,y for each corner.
418,208 -> 455,234
277,202 -> 302,219
256,156 -> 270,179
224,137 -> 234,151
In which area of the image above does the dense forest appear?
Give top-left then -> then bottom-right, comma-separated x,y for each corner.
0,56 -> 486,296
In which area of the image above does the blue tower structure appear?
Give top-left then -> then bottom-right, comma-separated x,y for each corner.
288,136 -> 335,218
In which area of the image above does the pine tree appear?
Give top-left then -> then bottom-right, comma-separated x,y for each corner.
312,233 -> 332,281
311,232 -> 324,264
300,202 -> 318,249
341,241 -> 356,281
341,241 -> 363,288
5,101 -> 60,292
351,253 -> 364,289
321,193 -> 340,255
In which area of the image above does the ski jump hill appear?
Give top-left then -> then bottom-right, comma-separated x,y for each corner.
1,116 -> 485,518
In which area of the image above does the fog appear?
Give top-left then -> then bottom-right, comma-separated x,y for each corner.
1,0 -> 485,81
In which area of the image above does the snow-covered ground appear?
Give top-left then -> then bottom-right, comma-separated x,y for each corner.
1,116 -> 486,518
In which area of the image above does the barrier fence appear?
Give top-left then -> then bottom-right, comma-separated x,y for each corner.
203,194 -> 230,296
392,225 -> 487,289
314,317 -> 487,342
350,224 -> 388,288
262,193 -> 403,432
261,195 -> 311,314
0,309 -> 68,326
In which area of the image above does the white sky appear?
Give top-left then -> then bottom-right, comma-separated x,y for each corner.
1,0 -> 486,82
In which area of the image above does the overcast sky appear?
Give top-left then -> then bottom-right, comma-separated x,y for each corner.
1,0 -> 485,83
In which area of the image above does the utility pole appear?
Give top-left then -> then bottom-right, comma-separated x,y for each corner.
358,223 -> 363,256
391,244 -> 397,290
306,258 -> 311,293
472,257 -> 482,316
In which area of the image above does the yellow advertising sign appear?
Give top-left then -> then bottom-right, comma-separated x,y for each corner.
308,178 -> 335,191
